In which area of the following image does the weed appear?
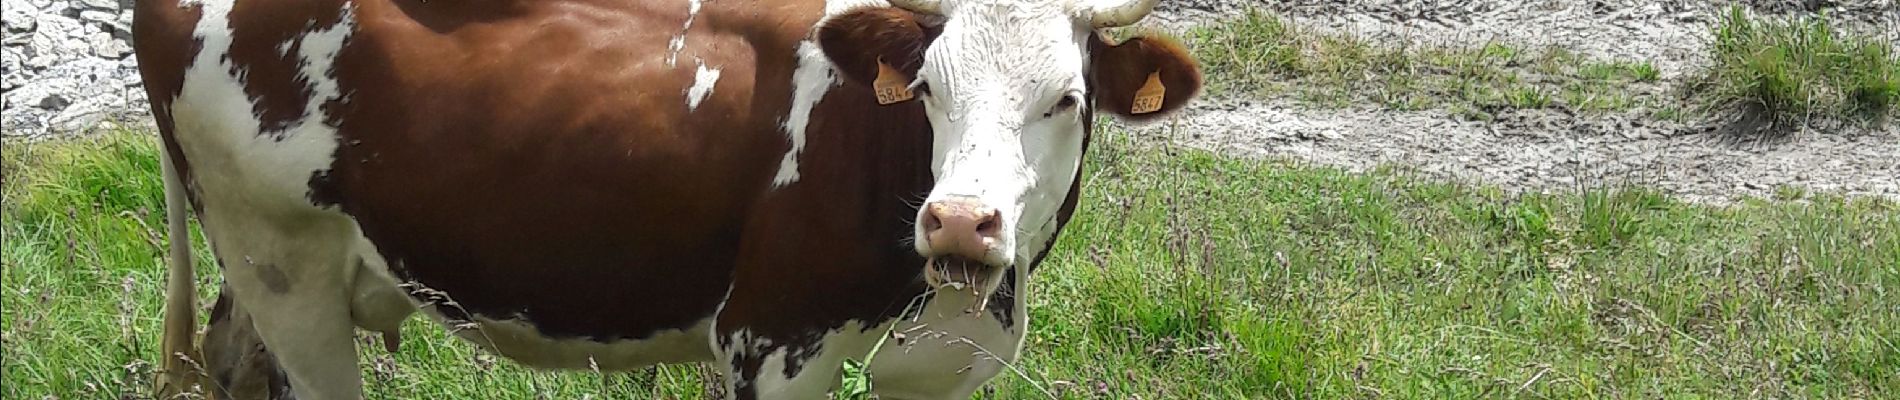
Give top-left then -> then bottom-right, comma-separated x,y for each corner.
1696,5 -> 1900,133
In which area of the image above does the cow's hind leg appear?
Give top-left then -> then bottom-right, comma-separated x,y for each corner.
195,209 -> 367,400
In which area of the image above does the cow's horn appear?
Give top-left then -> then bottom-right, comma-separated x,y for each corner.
887,0 -> 943,14
1085,0 -> 1159,28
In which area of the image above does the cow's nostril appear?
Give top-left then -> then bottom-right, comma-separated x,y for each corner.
974,211 -> 1000,237
921,208 -> 945,232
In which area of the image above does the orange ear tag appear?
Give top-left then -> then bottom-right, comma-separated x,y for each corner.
873,57 -> 915,105
1131,70 -> 1166,114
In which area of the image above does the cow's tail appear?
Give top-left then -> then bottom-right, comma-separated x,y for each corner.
155,145 -> 203,397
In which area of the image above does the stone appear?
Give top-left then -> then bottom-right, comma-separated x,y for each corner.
2,0 -> 37,32
2,46 -> 21,72
50,101 -> 109,132
79,9 -> 114,23
76,0 -> 114,10
88,32 -> 130,58
37,93 -> 71,110
109,10 -> 134,40
48,1 -> 75,18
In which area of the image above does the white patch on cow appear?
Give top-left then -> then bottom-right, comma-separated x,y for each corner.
685,57 -> 720,111
167,2 -> 370,397
865,268 -> 1028,399
276,39 -> 294,58
172,0 -> 353,210
769,0 -> 894,188
722,321 -> 885,397
665,0 -> 702,67
770,41 -> 838,187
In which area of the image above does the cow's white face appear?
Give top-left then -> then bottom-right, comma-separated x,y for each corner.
912,2 -> 1091,267
817,0 -> 1200,296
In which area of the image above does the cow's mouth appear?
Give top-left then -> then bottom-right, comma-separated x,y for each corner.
923,255 -> 1001,294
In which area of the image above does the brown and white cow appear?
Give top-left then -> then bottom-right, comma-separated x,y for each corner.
132,0 -> 1200,398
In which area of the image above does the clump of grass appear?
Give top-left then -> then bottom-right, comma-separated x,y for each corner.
1190,8 -> 1667,117
1695,5 -> 1900,132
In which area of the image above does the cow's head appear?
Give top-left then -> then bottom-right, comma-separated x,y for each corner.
817,0 -> 1200,295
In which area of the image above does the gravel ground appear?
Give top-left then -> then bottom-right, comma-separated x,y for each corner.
4,0 -> 1897,203
1135,0 -> 1900,204
1135,97 -> 1900,204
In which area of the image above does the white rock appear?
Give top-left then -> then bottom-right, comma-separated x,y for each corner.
88,31 -> 130,58
44,1 -> 70,16
51,102 -> 110,132
6,81 -> 63,112
1,46 -> 21,73
1,0 -> 37,32
79,9 -> 114,22
76,0 -> 114,10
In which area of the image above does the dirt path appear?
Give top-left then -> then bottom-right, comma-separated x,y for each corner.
1130,0 -> 1900,204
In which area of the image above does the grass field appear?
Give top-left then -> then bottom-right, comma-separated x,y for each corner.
4,127 -> 1896,399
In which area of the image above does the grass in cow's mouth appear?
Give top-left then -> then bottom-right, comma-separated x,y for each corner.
923,255 -> 995,293
1690,5 -> 1900,135
1187,8 -> 1667,120
5,128 -> 1897,398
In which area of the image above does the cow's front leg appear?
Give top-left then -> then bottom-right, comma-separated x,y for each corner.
713,317 -> 889,399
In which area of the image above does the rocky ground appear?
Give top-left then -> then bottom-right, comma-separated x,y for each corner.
3,0 -> 143,135
1138,0 -> 1900,204
3,0 -> 1897,203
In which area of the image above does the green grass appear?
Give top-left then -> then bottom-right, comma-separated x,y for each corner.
1188,9 -> 1667,119
6,130 -> 1899,399
1693,5 -> 1900,132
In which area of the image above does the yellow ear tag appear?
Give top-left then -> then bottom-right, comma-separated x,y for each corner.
873,57 -> 915,105
1131,70 -> 1166,114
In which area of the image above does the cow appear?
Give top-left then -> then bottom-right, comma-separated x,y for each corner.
131,0 -> 1200,397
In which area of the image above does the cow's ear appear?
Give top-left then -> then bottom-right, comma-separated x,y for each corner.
815,7 -> 932,93
1089,33 -> 1202,121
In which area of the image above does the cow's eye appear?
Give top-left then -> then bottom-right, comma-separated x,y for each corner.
1043,93 -> 1080,118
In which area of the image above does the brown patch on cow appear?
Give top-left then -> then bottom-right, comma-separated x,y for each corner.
255,263 -> 292,294
132,0 -> 206,195
225,0 -> 351,136
311,0 -> 789,341
815,6 -> 941,90
1089,33 -> 1202,120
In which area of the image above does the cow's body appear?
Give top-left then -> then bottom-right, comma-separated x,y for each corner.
133,0 -> 1199,398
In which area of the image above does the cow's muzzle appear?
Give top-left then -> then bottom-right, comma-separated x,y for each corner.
919,196 -> 1007,291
